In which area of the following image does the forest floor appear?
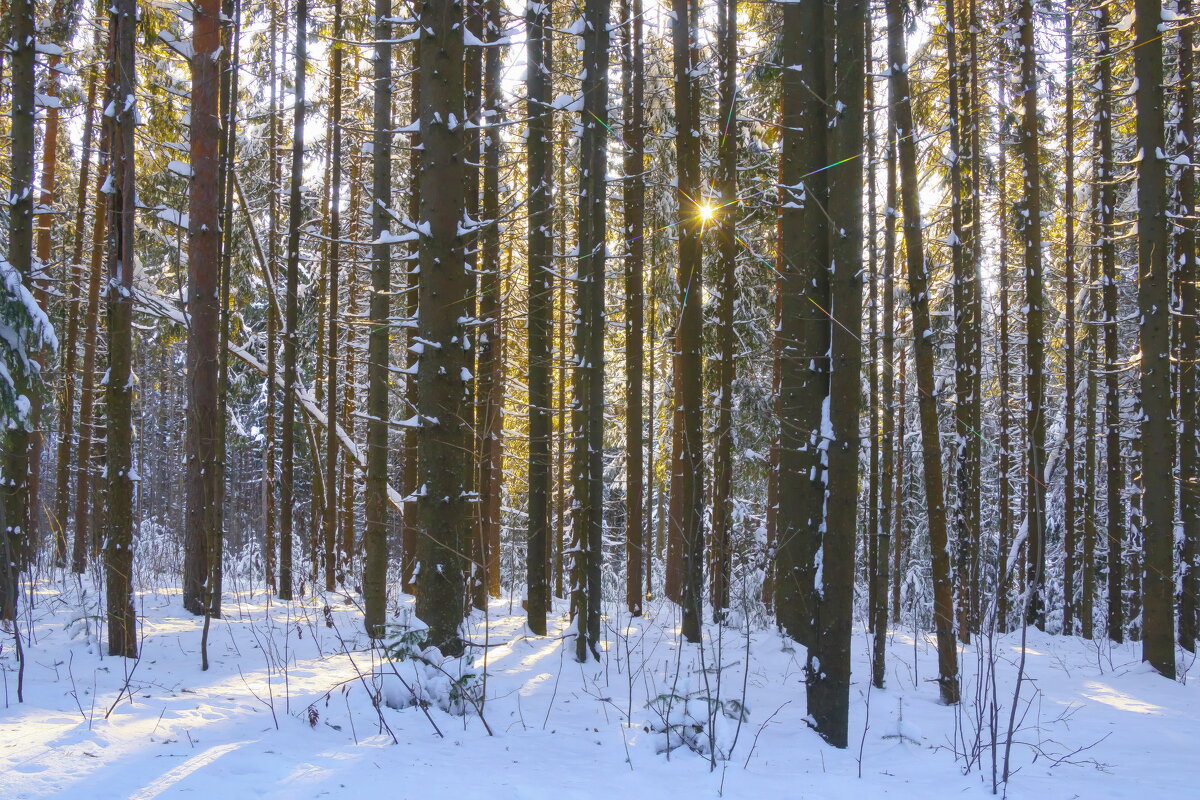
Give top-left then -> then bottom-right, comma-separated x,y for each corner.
1,575 -> 1198,799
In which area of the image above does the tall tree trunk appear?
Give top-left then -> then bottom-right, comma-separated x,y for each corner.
945,0 -> 972,644
263,0 -> 283,594
887,0 -> 958,704
996,77 -> 1012,629
526,0 -> 553,635
280,0 -> 309,601
363,0 -> 392,638
877,112 -> 898,682
103,0 -> 137,658
573,0 -> 609,661
1133,0 -> 1175,678
184,0 -> 225,618
1083,148 -> 1100,641
2,0 -> 36,616
53,55 -> 99,568
477,0 -> 504,600
1016,0 -> 1047,631
709,0 -> 736,620
414,0 -> 469,655
964,0 -> 983,630
33,36 -> 66,557
401,37 -> 421,595
1097,7 -> 1123,643
1177,0 -> 1199,654
324,0 -> 345,593
621,0 -> 646,618
775,0 -> 829,649
72,127 -> 110,576
808,0 -> 865,747
670,0 -> 704,644
1062,11 -> 1078,635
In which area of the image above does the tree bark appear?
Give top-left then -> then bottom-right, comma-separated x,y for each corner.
526,0 -> 553,635
808,0 -> 865,747
363,0 -> 392,638
573,0 -> 609,661
709,0 -> 736,621
887,0 -> 958,704
414,0 -> 469,656
1016,0 -> 1047,631
1132,0 -> 1175,678
1177,0 -> 1199,654
184,0 -> 225,619
280,0 -> 309,601
775,0 -> 829,649
103,0 -> 138,658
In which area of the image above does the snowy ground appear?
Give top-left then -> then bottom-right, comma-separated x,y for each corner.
1,575 -> 1198,799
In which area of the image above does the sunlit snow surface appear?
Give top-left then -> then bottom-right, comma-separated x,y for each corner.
2,578 -> 1198,799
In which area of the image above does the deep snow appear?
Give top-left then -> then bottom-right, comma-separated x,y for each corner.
1,576 -> 1198,799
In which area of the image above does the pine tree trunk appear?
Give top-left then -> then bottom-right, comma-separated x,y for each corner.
877,117 -> 898,680
573,0 -> 609,661
709,0 -> 736,620
184,0 -> 225,618
1132,0 -> 1175,678
670,0 -> 704,644
1062,12 -> 1078,635
526,0 -> 553,635
401,37 -> 421,595
280,0 -> 309,602
2,0 -> 36,616
72,124 -> 110,577
775,0 -> 829,649
996,78 -> 1012,629
944,0 -> 972,644
414,0 -> 469,655
1083,159 -> 1100,641
363,0 -> 392,639
323,0 -> 345,593
477,0 -> 504,600
887,0 -> 958,703
103,0 -> 138,657
53,56 -> 99,568
1097,7 -> 1124,643
1016,0 -> 1047,631
1177,0 -> 1199,654
807,0 -> 865,746
263,0 -> 283,595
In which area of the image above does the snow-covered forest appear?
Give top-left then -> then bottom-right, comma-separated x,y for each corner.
1,0 -> 1198,796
